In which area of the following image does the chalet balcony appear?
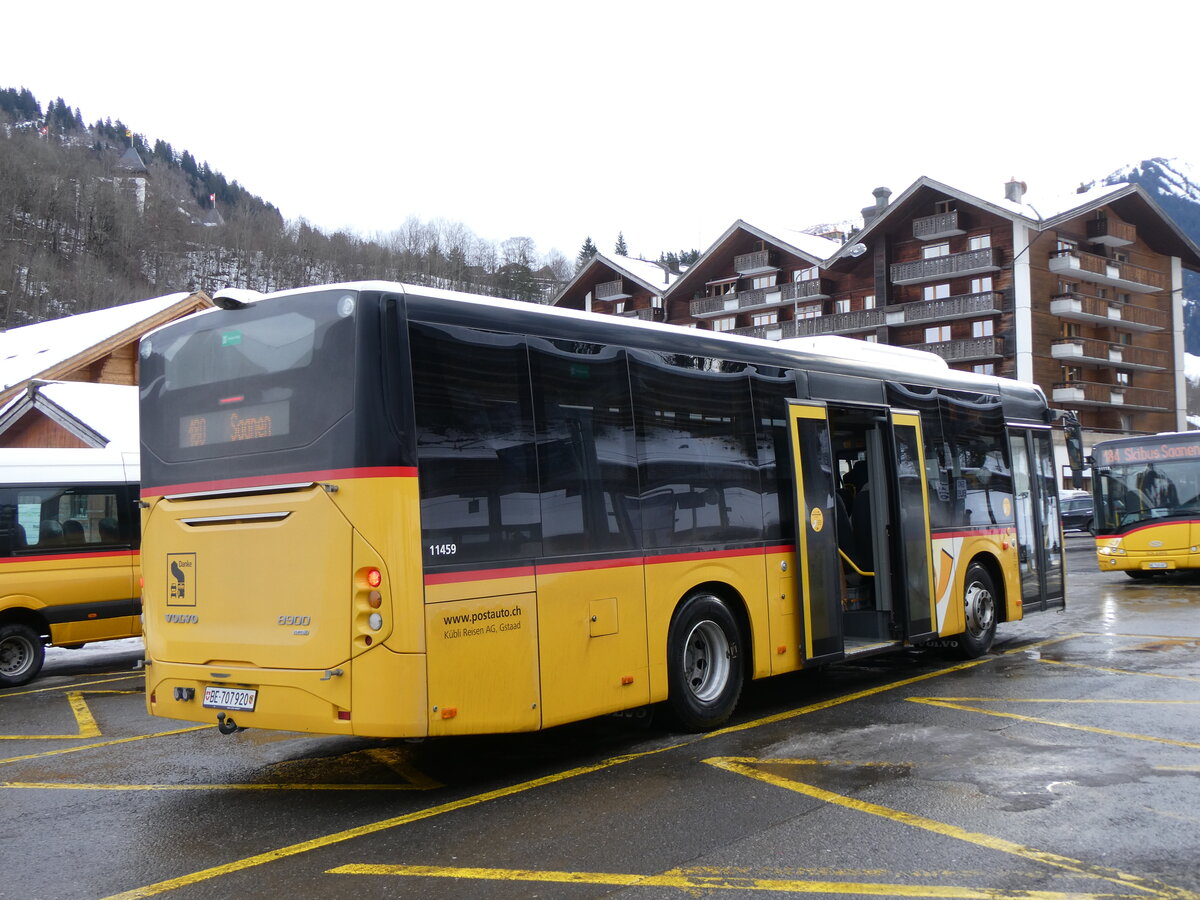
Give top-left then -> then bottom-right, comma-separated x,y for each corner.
1049,291 -> 1167,332
894,291 -> 1004,325
912,211 -> 966,241
780,278 -> 833,302
890,248 -> 999,285
729,321 -> 789,341
1086,218 -> 1135,247
791,306 -> 886,336
619,306 -> 665,322
733,250 -> 779,275
912,336 -> 1002,363
1051,338 -> 1167,371
594,279 -> 631,301
1052,381 -> 1172,411
1048,249 -> 1166,293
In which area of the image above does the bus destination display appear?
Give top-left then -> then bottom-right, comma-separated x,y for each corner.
180,400 -> 289,448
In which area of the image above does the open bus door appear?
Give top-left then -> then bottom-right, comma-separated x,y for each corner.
787,401 -> 938,664
1007,427 -> 1065,613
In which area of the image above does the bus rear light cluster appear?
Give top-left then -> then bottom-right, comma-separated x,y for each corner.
355,565 -> 387,647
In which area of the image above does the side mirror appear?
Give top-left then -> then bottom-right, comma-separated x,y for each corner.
1063,413 -> 1085,489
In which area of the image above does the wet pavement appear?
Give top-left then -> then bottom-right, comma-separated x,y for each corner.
3,533 -> 1199,899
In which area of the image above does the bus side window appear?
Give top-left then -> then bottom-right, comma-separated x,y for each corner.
410,322 -> 542,565
530,339 -> 639,557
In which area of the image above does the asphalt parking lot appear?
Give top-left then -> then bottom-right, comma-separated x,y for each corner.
3,533 -> 1199,900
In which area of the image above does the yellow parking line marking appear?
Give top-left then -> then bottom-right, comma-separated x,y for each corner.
706,757 -> 1191,899
907,698 -> 1200,750
326,862 -> 1135,898
0,690 -> 139,740
0,726 -> 208,766
0,673 -> 143,699
1038,659 -> 1200,682
98,633 -> 1089,900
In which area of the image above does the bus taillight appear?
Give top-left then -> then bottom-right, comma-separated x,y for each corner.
365,568 -> 382,588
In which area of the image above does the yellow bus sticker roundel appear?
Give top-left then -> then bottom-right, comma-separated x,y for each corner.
810,506 -> 824,533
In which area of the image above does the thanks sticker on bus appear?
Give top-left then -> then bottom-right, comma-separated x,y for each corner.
202,686 -> 257,711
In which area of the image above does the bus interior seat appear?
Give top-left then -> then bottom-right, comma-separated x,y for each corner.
63,519 -> 86,544
99,517 -> 120,542
39,520 -> 65,546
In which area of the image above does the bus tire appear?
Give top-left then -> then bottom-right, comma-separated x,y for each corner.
666,592 -> 744,731
1125,570 -> 1153,581
954,563 -> 997,659
0,623 -> 45,687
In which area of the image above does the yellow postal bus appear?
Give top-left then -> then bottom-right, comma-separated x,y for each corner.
1092,431 -> 1200,578
0,448 -> 141,686
138,283 -> 1073,736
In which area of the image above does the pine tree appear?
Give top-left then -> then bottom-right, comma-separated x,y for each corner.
576,236 -> 597,270
614,231 -> 628,256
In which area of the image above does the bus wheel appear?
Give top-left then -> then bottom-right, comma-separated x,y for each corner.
955,564 -> 997,659
0,624 -> 45,687
1125,570 -> 1153,581
667,592 -> 744,731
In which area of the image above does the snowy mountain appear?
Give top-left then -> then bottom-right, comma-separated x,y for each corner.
1089,158 -> 1200,356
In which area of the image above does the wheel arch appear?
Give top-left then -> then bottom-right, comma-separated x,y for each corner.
0,603 -> 50,639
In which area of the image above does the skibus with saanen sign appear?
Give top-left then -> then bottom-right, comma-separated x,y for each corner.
138,282 -> 1077,737
1092,431 -> 1200,578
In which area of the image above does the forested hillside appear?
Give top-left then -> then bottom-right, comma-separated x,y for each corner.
0,87 -> 578,328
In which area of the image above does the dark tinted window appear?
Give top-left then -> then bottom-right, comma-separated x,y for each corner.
140,289 -> 358,462
0,484 -> 136,556
529,339 -> 639,556
751,372 -> 797,542
410,323 -> 540,565
631,352 -> 762,548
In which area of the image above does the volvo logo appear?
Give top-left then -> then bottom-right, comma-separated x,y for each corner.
1149,540 -> 1164,548
165,613 -> 199,624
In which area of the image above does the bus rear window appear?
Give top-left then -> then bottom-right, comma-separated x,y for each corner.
140,290 -> 358,461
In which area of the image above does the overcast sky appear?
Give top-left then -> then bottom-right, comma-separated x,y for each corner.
4,1 -> 1193,264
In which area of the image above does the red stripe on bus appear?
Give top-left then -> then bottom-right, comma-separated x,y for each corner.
425,566 -> 537,586
425,545 -> 795,586
0,550 -> 138,565
1096,519 -> 1200,540
144,467 -> 418,497
931,528 -> 1012,539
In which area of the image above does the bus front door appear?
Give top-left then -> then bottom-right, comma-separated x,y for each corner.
786,400 -> 843,664
788,401 -> 939,662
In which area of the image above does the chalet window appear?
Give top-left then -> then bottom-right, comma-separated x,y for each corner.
922,243 -> 950,259
794,267 -> 819,282
924,325 -> 950,342
752,274 -> 777,290
835,299 -> 851,314
1062,367 -> 1081,382
1119,414 -> 1132,431
863,294 -> 876,309
973,363 -> 995,375
796,304 -> 822,320
972,320 -> 994,338
934,200 -> 953,214
968,234 -> 991,251
1118,292 -> 1132,305
712,317 -> 737,332
1116,371 -> 1132,386
651,296 -> 663,309
614,301 -> 625,314
1062,323 -> 1081,338
752,312 -> 778,327
923,283 -> 951,302
970,276 -> 993,294
1119,332 -> 1132,345
863,334 -> 878,343
1055,239 -> 1076,256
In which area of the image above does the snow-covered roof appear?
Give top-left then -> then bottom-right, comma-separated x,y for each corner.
0,292 -> 191,391
598,253 -> 676,291
742,220 -> 845,262
0,382 -> 138,450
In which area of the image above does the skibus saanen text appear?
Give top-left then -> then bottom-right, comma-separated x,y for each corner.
138,283 -> 1076,737
1092,431 -> 1200,577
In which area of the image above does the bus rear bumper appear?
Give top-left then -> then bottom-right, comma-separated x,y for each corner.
144,649 -> 428,738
